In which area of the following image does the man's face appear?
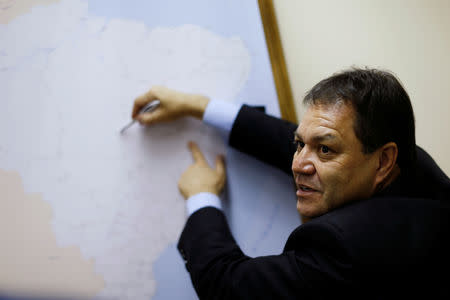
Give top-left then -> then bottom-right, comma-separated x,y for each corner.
292,102 -> 379,218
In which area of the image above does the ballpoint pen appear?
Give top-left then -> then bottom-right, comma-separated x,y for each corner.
120,100 -> 160,134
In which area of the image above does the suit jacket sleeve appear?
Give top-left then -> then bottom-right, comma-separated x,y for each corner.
178,207 -> 355,300
229,105 -> 298,175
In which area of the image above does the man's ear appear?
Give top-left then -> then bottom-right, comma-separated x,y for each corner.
374,142 -> 398,187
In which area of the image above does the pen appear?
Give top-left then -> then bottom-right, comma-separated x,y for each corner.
120,100 -> 160,134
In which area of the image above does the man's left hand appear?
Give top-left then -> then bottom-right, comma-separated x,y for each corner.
178,141 -> 226,199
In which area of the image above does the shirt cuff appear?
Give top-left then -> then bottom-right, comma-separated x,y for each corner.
186,192 -> 223,216
203,99 -> 241,133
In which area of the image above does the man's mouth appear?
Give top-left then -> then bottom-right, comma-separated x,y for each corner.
297,184 -> 317,191
299,186 -> 314,191
296,184 -> 319,197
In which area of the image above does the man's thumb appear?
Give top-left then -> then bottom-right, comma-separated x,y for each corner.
215,154 -> 226,176
136,110 -> 163,125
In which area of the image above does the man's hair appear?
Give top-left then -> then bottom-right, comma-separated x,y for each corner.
303,67 -> 416,168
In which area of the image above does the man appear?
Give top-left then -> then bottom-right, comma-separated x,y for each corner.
133,68 -> 450,299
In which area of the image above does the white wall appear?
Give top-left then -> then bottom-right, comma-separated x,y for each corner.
273,0 -> 450,175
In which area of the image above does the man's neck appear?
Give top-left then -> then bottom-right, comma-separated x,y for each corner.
301,215 -> 311,224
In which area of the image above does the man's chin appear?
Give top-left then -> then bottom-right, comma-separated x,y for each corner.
296,198 -> 324,219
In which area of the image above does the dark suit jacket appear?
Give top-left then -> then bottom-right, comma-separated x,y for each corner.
178,105 -> 450,299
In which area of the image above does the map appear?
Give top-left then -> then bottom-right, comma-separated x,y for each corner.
0,1 -> 301,299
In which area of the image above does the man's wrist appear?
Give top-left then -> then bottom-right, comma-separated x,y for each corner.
185,94 -> 210,119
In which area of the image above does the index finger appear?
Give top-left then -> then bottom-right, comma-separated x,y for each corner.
188,141 -> 207,165
132,91 -> 158,119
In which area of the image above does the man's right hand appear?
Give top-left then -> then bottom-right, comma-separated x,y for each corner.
132,86 -> 210,125
178,141 -> 226,199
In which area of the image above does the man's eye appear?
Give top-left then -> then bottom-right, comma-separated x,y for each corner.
294,140 -> 305,150
320,145 -> 330,154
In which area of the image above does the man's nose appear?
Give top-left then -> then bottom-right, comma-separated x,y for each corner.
292,149 -> 316,175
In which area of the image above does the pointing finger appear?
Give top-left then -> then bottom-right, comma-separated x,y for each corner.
188,141 -> 207,165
